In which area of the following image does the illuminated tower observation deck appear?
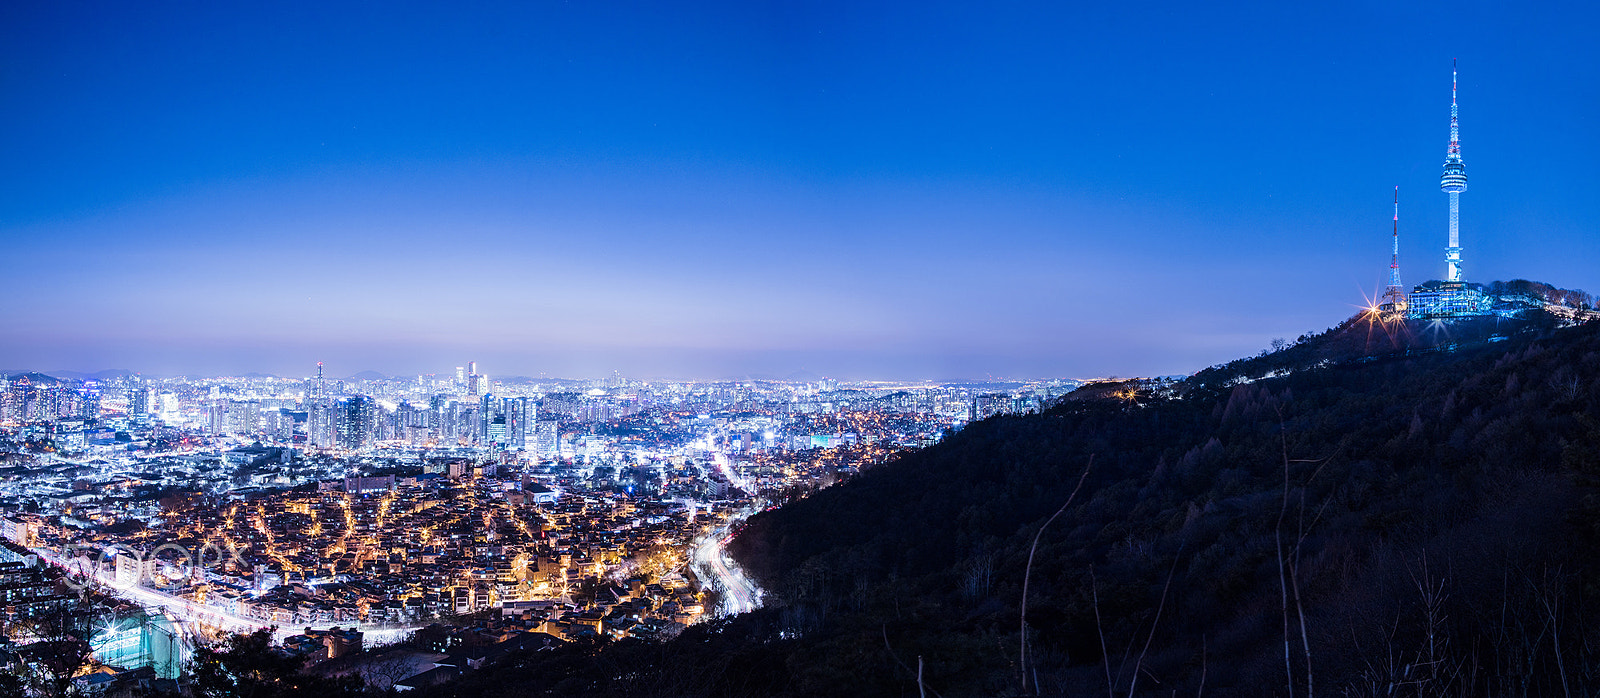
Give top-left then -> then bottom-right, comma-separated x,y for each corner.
1440,61 -> 1468,282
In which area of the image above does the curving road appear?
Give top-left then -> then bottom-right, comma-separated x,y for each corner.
36,548 -> 416,643
37,548 -> 269,638
690,508 -> 762,616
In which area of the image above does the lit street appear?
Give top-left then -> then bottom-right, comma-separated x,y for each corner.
691,507 -> 762,616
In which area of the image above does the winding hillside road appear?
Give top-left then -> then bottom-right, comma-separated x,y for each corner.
691,509 -> 762,616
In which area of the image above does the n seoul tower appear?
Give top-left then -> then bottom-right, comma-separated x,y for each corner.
1440,60 -> 1468,282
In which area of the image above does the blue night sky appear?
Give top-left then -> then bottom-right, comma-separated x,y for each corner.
2,2 -> 1596,380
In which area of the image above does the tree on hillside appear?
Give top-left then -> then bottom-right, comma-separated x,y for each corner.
189,629 -> 366,698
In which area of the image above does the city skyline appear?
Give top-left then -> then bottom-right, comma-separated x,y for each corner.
3,3 -> 1598,380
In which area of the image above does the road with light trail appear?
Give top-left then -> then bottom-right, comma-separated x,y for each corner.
35,547 -> 418,643
691,506 -> 763,616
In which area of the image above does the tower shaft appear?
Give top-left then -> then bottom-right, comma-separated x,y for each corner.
1446,192 -> 1461,281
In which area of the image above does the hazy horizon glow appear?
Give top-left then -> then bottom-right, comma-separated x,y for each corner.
3,3 -> 1597,380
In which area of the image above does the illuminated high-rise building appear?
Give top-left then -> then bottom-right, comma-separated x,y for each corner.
207,387 -> 226,435
335,396 -> 376,450
227,400 -> 260,436
436,398 -> 461,444
466,361 -> 488,397
505,397 -> 536,450
308,402 -> 337,448
129,387 -> 154,417
534,421 -> 558,459
479,392 -> 499,445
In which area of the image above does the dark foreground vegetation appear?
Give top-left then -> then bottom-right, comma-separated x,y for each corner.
722,312 -> 1600,696
93,310 -> 1600,697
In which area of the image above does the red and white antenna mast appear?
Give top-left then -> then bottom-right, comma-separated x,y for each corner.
1383,187 -> 1406,312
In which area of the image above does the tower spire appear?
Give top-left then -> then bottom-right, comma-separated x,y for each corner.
1448,59 -> 1460,157
1440,59 -> 1467,282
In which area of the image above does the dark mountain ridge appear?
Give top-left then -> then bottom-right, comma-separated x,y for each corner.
717,310 -> 1600,696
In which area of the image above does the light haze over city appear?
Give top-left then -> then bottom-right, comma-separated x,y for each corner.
2,2 -> 1597,379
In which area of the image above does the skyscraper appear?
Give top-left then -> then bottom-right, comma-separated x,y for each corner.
535,421 -> 558,459
336,396 -> 375,450
504,397 -> 536,451
207,388 -> 226,435
479,392 -> 499,445
308,402 -> 337,448
129,386 -> 154,417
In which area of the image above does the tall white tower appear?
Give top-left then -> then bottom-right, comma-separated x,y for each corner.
1440,61 -> 1468,282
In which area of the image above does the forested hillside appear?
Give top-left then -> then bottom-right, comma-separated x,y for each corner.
721,312 -> 1600,696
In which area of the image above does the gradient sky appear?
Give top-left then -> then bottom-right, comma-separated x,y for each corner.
2,2 -> 1596,380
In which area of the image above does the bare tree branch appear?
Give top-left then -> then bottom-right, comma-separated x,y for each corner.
1019,455 -> 1093,694
1125,542 -> 1181,698
1092,565 -> 1114,698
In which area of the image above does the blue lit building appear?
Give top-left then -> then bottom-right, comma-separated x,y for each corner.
89,610 -> 184,679
1406,282 -> 1491,319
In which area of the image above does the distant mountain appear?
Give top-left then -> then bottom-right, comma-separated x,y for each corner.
946,379 -> 1030,391
714,373 -> 779,382
785,369 -> 823,382
347,370 -> 387,381
2,371 -> 69,385
1,369 -> 136,382
496,375 -> 589,386
41,369 -> 136,381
